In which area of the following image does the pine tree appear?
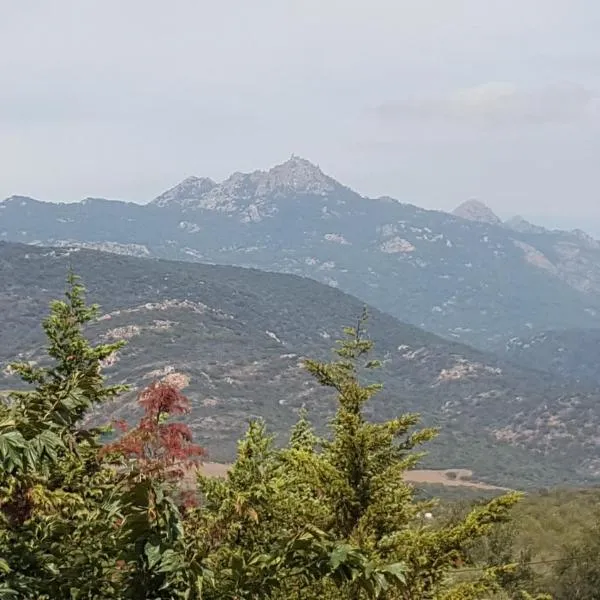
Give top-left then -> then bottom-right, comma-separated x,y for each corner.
191,310 -> 529,599
194,420 -> 407,599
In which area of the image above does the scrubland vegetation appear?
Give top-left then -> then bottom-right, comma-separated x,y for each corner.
1,277 -> 599,598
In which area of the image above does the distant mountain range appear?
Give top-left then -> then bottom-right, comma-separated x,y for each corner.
2,241 -> 600,489
2,156 -> 600,355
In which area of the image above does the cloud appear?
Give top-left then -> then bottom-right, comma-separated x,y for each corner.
376,82 -> 600,127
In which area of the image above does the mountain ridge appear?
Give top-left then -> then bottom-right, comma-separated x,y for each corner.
2,157 -> 600,353
3,157 -> 598,242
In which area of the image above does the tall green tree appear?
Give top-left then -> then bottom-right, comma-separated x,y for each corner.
0,274 -> 128,598
301,311 -> 525,598
194,311 -> 528,599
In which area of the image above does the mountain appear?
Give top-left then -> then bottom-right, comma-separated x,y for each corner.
503,329 -> 600,386
2,241 -> 600,489
152,176 -> 217,208
149,156 -> 346,216
2,157 -> 600,351
452,200 -> 502,225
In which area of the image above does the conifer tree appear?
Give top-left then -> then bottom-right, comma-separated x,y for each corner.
0,274 -> 128,598
292,310 -> 524,599
101,380 -> 208,600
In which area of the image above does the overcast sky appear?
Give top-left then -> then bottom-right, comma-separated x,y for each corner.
1,1 -> 599,233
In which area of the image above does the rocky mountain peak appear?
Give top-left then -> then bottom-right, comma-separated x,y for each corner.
452,200 -> 502,225
267,155 -> 327,183
167,156 -> 346,218
151,176 -> 217,208
243,155 -> 339,198
151,157 -> 344,214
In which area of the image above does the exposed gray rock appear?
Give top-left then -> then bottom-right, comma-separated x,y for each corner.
152,176 -> 217,208
452,199 -> 502,225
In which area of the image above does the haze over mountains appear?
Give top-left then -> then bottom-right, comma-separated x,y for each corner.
2,157 -> 600,354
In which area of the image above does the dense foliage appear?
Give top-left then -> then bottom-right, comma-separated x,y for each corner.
0,277 -> 561,598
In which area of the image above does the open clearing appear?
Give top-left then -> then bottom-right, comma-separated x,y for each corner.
198,463 -> 509,491
403,469 -> 509,491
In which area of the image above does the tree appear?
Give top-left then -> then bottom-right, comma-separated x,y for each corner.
0,274 -> 128,598
101,381 -> 208,600
191,310 -> 526,599
300,310 -> 524,599
444,499 -> 543,599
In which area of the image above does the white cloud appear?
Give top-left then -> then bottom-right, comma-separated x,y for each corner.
377,82 -> 600,126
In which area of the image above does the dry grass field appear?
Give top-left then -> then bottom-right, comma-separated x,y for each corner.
197,463 -> 509,491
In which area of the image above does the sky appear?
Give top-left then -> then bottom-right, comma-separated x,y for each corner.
1,1 -> 599,235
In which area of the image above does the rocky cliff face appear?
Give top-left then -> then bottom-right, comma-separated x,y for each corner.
152,176 -> 217,208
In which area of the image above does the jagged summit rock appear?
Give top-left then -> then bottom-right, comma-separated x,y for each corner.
504,215 -> 548,235
151,176 -> 217,208
261,155 -> 336,194
184,156 -> 346,220
150,157 -> 348,217
209,155 -> 341,199
452,200 -> 502,225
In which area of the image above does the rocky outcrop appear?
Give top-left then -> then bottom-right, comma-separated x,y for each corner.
152,176 -> 217,208
452,200 -> 502,225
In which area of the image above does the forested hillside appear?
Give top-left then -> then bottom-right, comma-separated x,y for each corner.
2,241 -> 600,488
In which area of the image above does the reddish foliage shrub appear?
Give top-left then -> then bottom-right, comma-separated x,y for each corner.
103,381 -> 205,485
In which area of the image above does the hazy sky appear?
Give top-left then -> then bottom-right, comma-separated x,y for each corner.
1,1 -> 599,233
